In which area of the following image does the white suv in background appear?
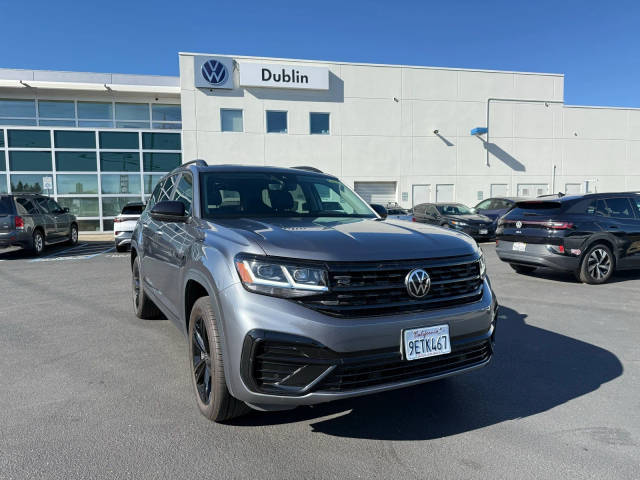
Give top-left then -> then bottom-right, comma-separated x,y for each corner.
113,203 -> 145,252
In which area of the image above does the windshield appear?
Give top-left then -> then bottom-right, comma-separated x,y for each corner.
200,172 -> 376,219
436,204 -> 473,215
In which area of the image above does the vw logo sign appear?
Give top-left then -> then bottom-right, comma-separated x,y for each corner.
516,221 -> 523,229
201,59 -> 228,86
405,268 -> 431,298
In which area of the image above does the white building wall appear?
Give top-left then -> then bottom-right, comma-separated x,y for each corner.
180,53 -> 639,207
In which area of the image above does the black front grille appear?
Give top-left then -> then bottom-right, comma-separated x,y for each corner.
299,256 -> 484,317
317,340 -> 492,391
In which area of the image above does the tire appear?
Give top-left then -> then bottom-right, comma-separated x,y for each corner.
68,224 -> 78,245
188,296 -> 249,422
509,264 -> 537,274
31,229 -> 45,256
131,256 -> 162,319
578,244 -> 614,284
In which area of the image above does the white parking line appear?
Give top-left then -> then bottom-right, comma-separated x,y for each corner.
29,243 -> 116,262
29,243 -> 88,262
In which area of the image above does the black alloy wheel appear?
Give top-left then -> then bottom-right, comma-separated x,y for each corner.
579,244 -> 614,284
192,316 -> 212,405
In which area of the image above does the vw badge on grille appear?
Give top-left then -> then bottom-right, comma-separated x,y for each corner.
405,268 -> 431,298
516,220 -> 523,229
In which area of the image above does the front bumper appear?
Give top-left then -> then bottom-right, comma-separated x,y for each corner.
216,279 -> 497,409
496,240 -> 579,271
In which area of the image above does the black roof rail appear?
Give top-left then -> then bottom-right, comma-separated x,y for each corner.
181,159 -> 208,168
291,166 -> 323,173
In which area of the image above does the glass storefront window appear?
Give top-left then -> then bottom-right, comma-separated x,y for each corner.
77,102 -> 112,120
56,197 -> 99,217
102,196 -> 140,216
0,130 -> 3,147
100,152 -> 140,172
56,174 -> 99,194
143,152 -> 181,172
9,151 -> 52,171
142,132 -> 181,150
54,130 -> 95,148
39,120 -> 76,127
101,174 -> 141,194
0,99 -> 36,119
103,219 -> 115,231
143,174 -> 164,194
115,121 -> 149,129
0,151 -> 4,171
116,103 -> 149,121
0,176 -> 6,194
78,120 -> 114,128
38,100 -> 75,119
55,152 -> 97,172
8,129 -> 51,148
10,174 -> 45,193
99,132 -> 139,149
77,220 -> 100,231
151,122 -> 181,130
152,104 -> 181,122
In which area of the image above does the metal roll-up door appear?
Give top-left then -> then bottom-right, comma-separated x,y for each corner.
354,182 -> 397,204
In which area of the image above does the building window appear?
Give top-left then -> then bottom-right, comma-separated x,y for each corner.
0,176 -> 6,194
77,220 -> 100,231
56,174 -> 99,194
266,111 -> 287,133
10,174 -> 47,193
8,129 -> 51,148
100,152 -> 140,172
144,174 -> 164,194
0,99 -> 36,125
152,104 -> 181,129
38,101 -> 75,126
9,151 -> 52,171
517,184 -> 548,197
310,113 -> 330,135
221,109 -> 243,132
54,130 -> 95,149
78,102 -> 113,127
101,174 -> 141,194
0,151 -> 5,171
55,152 -> 97,172
143,152 -> 181,172
115,103 -> 150,129
56,197 -> 99,217
99,132 -> 139,149
142,132 -> 181,150
102,197 -> 140,217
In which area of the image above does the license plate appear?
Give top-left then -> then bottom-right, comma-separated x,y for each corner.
479,229 -> 488,235
513,242 -> 526,252
403,324 -> 451,361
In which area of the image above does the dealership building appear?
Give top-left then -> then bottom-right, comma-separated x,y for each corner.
1,52 -> 639,230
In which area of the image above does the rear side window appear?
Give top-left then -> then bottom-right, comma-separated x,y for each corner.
0,196 -> 14,215
121,204 -> 144,215
604,198 -> 635,219
16,197 -> 38,214
413,204 -> 426,215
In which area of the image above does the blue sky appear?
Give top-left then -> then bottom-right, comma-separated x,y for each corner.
1,0 -> 638,107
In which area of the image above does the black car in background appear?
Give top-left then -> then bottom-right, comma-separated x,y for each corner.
0,194 -> 78,255
474,197 -> 527,222
413,203 -> 495,240
496,192 -> 640,284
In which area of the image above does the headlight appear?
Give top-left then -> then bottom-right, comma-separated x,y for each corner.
235,255 -> 328,298
450,220 -> 468,226
478,252 -> 486,278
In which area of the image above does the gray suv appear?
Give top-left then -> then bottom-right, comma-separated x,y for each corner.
0,194 -> 78,255
130,162 -> 498,422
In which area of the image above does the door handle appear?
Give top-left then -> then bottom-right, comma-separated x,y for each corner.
608,225 -> 619,230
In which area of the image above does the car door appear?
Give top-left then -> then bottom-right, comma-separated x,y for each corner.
162,172 -> 194,315
47,198 -> 71,238
33,197 -> 58,240
141,174 -> 179,313
601,197 -> 639,268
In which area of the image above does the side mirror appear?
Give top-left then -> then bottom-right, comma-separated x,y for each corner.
63,207 -> 70,213
370,203 -> 388,219
151,201 -> 187,222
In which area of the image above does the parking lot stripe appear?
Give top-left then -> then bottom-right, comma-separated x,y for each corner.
29,243 -> 89,262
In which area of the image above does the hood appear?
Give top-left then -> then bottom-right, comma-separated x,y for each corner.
445,214 -> 493,224
208,217 -> 478,262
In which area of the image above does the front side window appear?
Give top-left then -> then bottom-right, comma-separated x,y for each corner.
475,199 -> 492,210
200,172 -> 375,219
174,174 -> 193,215
221,109 -> 243,132
310,113 -> 330,134
436,204 -> 473,215
266,111 -> 287,133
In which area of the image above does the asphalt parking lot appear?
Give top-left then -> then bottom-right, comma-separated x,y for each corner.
0,241 -> 638,479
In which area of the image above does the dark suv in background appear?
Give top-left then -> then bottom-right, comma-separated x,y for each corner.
496,193 -> 640,284
130,162 -> 497,422
0,194 -> 78,255
413,202 -> 495,240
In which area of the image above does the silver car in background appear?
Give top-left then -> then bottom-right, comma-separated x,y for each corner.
113,203 -> 145,252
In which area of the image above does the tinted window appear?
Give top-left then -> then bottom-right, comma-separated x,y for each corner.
174,174 -> 193,215
631,196 -> 640,215
143,152 -> 181,172
8,130 -> 51,148
55,152 -> 97,172
605,198 -> 635,219
475,199 -> 492,210
57,197 -> 99,217
122,204 -> 144,215
56,174 -> 99,194
100,152 -> 140,172
102,197 -> 140,217
54,130 -> 95,148
142,132 -> 181,150
99,132 -> 139,149
16,197 -> 38,214
266,111 -> 287,133
0,196 -> 14,215
310,113 -> 330,134
9,151 -> 52,171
